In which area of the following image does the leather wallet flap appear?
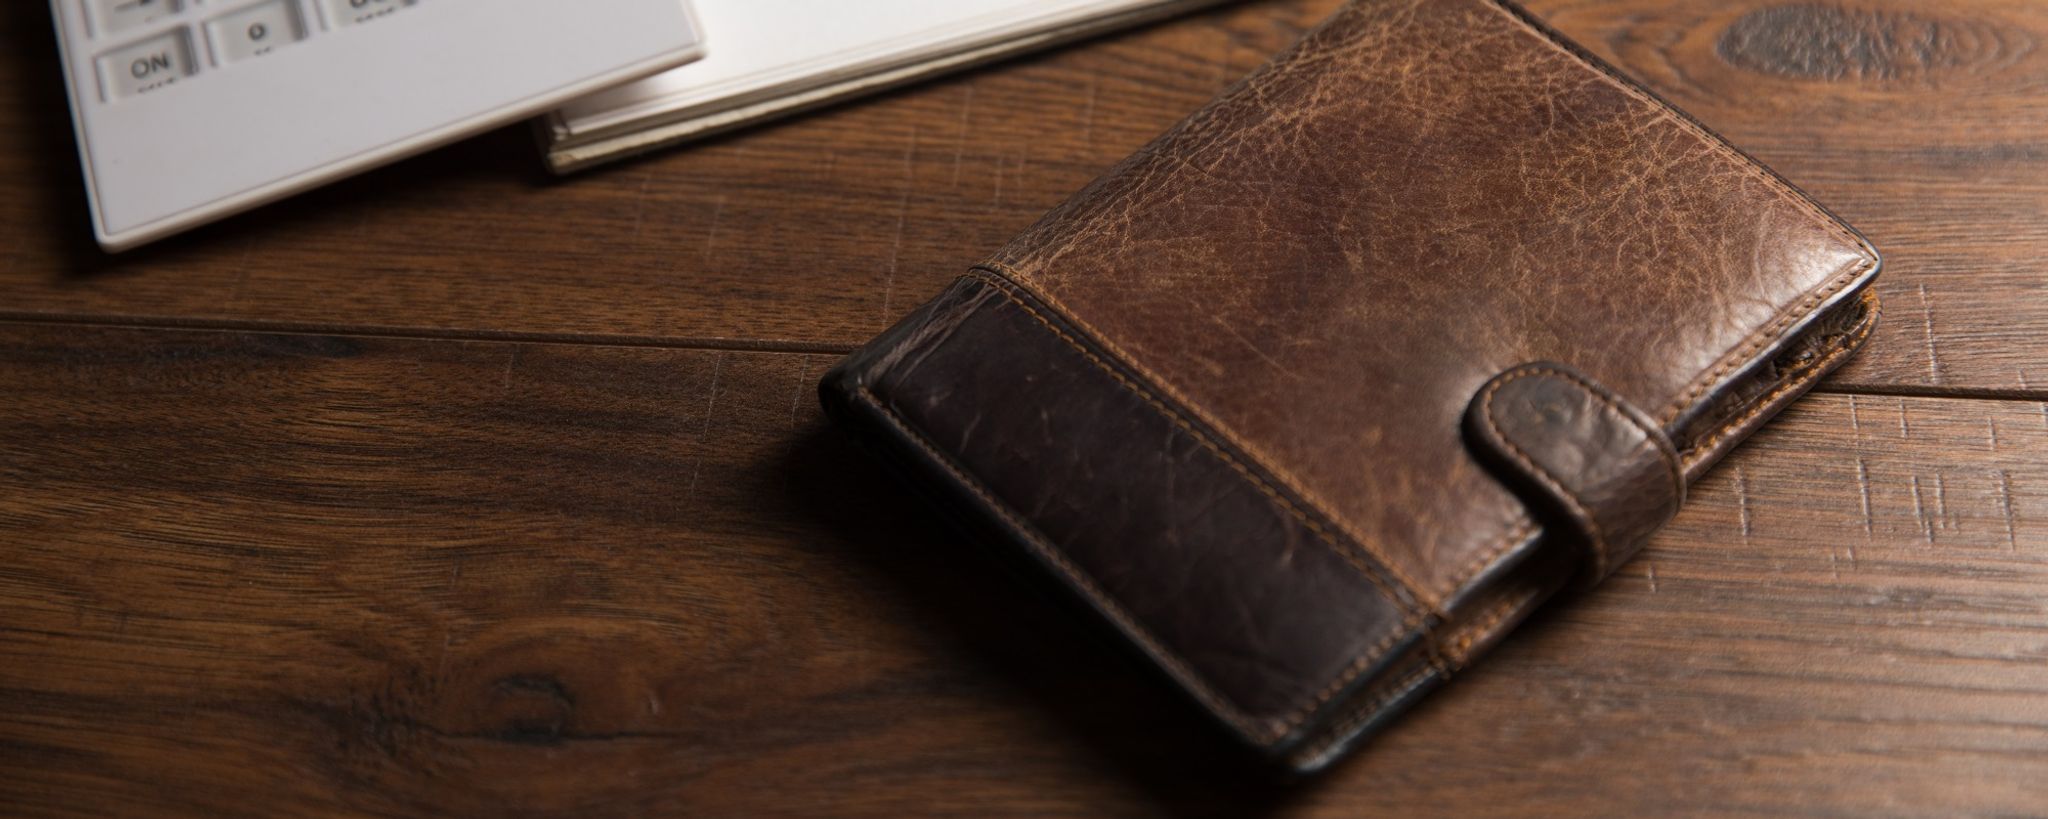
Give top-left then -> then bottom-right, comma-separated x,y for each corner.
977,0 -> 1879,609
822,0 -> 1884,773
1466,363 -> 1685,583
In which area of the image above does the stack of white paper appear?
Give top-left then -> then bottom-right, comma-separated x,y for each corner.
542,0 -> 1236,172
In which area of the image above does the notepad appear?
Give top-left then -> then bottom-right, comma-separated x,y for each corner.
540,0 -> 1236,173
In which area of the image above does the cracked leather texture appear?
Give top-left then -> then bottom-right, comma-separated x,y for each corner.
983,0 -> 1877,604
823,0 -> 1881,772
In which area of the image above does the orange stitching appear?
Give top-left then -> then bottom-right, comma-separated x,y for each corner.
1290,662 -> 1440,768
1515,365 -> 1686,494
1478,365 -> 1687,578
1658,258 -> 1875,425
1287,613 -> 1423,734
944,273 -> 1441,740
1291,596 -> 1524,767
1479,368 -> 1611,576
853,386 -> 1281,741
1421,629 -> 1457,679
962,268 -> 1458,737
1446,597 -> 1523,666
967,268 -> 1517,745
962,270 -> 1466,741
1444,519 -> 1539,597
955,0 -> 1884,752
983,0 -> 1879,605
977,261 -> 1442,612
862,273 -> 1452,739
964,269 -> 1422,619
1441,296 -> 1872,615
1678,293 -> 1880,471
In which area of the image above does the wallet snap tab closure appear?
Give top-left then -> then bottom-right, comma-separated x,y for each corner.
1465,363 -> 1684,583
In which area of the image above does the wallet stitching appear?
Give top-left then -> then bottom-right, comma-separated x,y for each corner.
850,384 -> 1285,741
975,261 -> 1443,614
1481,0 -> 1877,428
1479,365 -> 1684,578
963,269 -> 1422,616
1480,368 -> 1617,578
1442,519 -> 1539,603
1449,596 -> 1523,666
946,0 -> 1882,751
970,262 -> 1548,742
1678,293 -> 1879,471
985,0 -> 1879,608
950,273 -> 1872,754
1557,367 -> 1689,495
1658,256 -> 1873,425
1290,661 -> 1441,769
1295,624 -> 1418,741
955,270 -> 1430,741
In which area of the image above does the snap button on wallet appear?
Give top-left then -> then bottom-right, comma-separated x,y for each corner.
820,0 -> 1881,772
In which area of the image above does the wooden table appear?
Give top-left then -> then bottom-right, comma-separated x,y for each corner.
4,1 -> 2045,815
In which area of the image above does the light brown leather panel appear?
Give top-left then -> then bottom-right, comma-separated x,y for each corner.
983,0 -> 1878,603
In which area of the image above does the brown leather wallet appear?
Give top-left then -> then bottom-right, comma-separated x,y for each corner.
821,0 -> 1880,773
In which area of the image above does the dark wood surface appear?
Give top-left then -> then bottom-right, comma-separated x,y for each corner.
2,1 -> 2045,815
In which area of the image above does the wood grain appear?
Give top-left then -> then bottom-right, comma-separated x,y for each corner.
1519,0 -> 2048,394
5,1 -> 2047,813
3,325 -> 2045,817
3,0 -> 2044,394
0,1 -> 1309,348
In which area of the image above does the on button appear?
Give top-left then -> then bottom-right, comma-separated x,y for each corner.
96,28 -> 196,100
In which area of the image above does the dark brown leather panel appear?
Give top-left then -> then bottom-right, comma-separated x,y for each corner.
981,0 -> 1879,603
823,275 -> 1418,748
822,0 -> 1885,774
1466,364 -> 1684,582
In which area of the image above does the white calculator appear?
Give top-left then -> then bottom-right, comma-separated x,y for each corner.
49,0 -> 705,251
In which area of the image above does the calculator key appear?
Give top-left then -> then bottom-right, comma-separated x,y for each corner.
96,29 -> 195,100
88,0 -> 184,36
208,0 -> 306,63
324,0 -> 417,27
